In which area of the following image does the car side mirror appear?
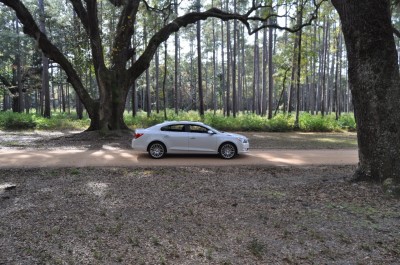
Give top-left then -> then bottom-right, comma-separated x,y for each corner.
208,130 -> 215,135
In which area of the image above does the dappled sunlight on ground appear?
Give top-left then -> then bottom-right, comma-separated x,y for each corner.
249,152 -> 306,165
0,149 -> 358,168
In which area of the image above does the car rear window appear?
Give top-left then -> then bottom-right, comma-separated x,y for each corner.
161,124 -> 185,132
189,125 -> 208,133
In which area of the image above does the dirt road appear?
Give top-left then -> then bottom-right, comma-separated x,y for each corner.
0,149 -> 358,168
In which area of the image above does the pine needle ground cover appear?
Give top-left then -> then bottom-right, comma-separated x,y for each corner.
1,166 -> 398,264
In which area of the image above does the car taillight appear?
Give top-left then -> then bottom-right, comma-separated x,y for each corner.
134,133 -> 144,139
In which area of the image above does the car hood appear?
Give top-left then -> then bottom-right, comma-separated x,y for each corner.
220,132 -> 247,139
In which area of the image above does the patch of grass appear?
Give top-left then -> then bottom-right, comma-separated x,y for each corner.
335,203 -> 379,216
247,238 -> 264,258
70,168 -> 80,175
128,236 -> 140,247
110,223 -> 123,235
205,248 -> 213,260
151,236 -> 161,246
262,190 -> 286,199
309,229 -> 325,242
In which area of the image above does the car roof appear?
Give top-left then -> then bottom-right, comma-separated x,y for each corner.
158,121 -> 206,126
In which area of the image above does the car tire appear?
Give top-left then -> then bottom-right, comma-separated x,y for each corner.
148,142 -> 166,159
219,142 -> 237,159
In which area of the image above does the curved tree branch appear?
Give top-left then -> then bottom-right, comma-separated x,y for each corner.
142,0 -> 175,13
0,0 -> 96,115
129,0 -> 327,82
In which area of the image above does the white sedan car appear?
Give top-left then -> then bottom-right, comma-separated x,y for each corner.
132,121 -> 249,159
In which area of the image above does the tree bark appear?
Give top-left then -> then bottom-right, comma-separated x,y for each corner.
15,17 -> 24,113
267,17 -> 274,119
232,0 -> 237,117
197,0 -> 204,117
261,26 -> 267,116
252,29 -> 259,114
294,5 -> 303,129
162,41 -> 168,120
38,0 -> 50,118
332,0 -> 400,183
226,17 -> 231,117
155,49 -> 160,114
174,0 -> 179,114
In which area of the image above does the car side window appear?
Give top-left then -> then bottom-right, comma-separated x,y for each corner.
189,125 -> 208,133
161,124 -> 185,132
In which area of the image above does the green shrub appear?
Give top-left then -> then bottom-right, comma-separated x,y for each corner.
125,111 -> 356,132
0,111 -> 90,130
265,114 -> 294,132
237,114 -> 269,131
299,113 -> 339,132
1,109 -> 356,132
338,113 -> 356,131
33,112 -> 90,130
0,112 -> 36,130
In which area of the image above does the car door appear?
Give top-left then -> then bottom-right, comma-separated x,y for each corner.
160,124 -> 189,152
188,124 -> 217,153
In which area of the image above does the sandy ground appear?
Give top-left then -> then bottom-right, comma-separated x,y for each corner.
1,131 -> 399,265
0,130 -> 358,168
0,149 -> 358,169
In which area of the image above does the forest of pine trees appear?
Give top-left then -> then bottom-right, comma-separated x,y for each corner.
0,0 -> 354,120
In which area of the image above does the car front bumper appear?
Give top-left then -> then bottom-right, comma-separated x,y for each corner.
237,142 -> 250,154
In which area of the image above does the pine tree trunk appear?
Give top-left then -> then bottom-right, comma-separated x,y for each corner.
232,0 -> 237,117
196,0 -> 204,117
174,0 -> 179,114
220,4 -> 226,115
212,4 -> 217,114
38,0 -> 50,118
226,17 -> 231,116
294,7 -> 303,129
288,28 -> 299,114
162,41 -> 168,120
267,18 -> 274,119
252,30 -> 259,114
15,17 -> 24,113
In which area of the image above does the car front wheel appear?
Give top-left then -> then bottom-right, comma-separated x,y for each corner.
148,142 -> 166,159
219,142 -> 237,159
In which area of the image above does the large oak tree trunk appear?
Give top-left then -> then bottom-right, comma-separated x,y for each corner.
332,0 -> 400,183
87,69 -> 130,131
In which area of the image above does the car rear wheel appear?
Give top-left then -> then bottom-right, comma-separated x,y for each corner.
148,142 -> 166,159
219,142 -> 237,159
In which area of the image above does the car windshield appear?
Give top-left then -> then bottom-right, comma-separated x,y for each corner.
207,125 -> 221,134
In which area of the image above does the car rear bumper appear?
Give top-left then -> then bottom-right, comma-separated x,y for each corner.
131,139 -> 147,151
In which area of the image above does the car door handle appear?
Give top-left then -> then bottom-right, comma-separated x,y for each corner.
190,137 -> 196,139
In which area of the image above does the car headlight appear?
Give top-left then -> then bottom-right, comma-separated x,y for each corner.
237,137 -> 248,144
